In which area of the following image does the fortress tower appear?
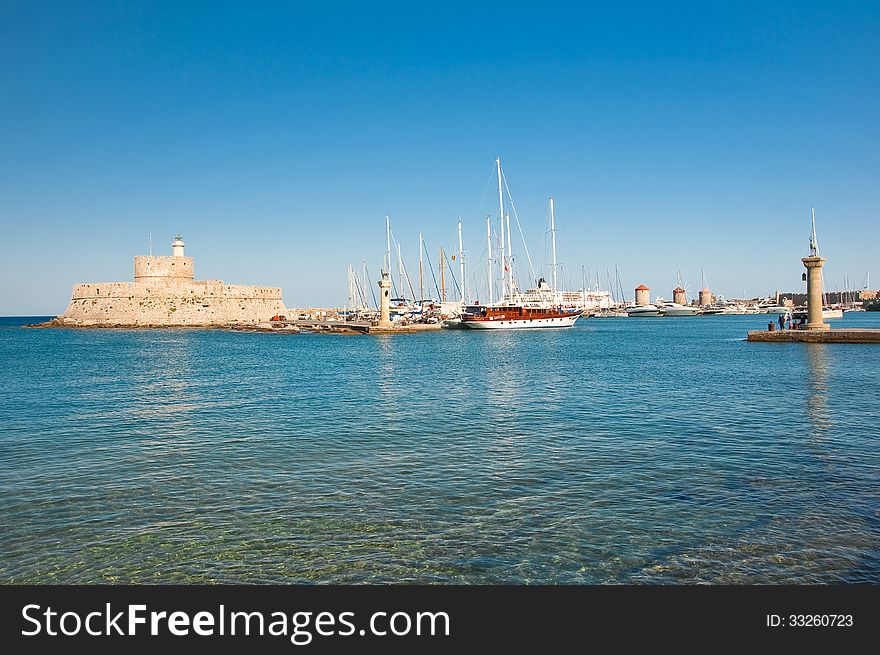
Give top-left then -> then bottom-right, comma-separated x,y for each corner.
134,235 -> 194,283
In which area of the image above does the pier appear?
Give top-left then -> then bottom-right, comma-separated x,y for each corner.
264,319 -> 443,334
747,329 -> 880,343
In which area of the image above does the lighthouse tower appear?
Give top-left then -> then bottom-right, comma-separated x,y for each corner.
377,271 -> 392,327
172,235 -> 186,257
802,209 -> 829,331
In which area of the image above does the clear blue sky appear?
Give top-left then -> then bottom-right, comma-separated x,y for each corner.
1,1 -> 878,313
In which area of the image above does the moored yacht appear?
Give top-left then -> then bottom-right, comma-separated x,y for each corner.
626,304 -> 663,317
658,301 -> 701,316
459,159 -> 583,330
460,303 -> 581,329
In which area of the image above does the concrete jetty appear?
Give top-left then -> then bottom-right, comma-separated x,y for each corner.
268,319 -> 443,334
748,328 -> 880,343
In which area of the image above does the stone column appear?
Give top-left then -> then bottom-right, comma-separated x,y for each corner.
801,255 -> 829,331
377,273 -> 392,327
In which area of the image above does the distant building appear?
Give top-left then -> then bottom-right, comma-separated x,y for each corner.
672,286 -> 687,305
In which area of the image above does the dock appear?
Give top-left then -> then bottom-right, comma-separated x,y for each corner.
266,320 -> 443,334
747,329 -> 880,343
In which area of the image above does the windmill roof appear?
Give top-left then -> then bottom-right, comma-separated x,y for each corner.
673,287 -> 686,293
635,284 -> 650,291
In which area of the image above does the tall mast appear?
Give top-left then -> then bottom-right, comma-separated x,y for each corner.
440,246 -> 445,302
385,215 -> 391,274
497,157 -> 505,299
506,212 -> 513,298
396,243 -> 403,299
419,233 -> 424,303
361,260 -> 368,308
581,265 -> 587,310
550,197 -> 558,293
458,218 -> 466,304
499,215 -> 506,298
487,215 -> 493,304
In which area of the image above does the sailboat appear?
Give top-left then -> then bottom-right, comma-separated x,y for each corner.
592,265 -> 628,317
460,158 -> 582,329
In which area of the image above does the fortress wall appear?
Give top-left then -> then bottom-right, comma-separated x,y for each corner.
69,282 -> 283,300
61,281 -> 286,326
134,256 -> 194,282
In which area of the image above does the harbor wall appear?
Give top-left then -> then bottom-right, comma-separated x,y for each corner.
779,290 -> 877,305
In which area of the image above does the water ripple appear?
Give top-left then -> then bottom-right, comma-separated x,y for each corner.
1,314 -> 879,583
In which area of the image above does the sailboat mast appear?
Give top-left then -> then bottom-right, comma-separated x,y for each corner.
419,233 -> 424,303
497,157 -> 505,299
487,215 -> 493,304
440,246 -> 445,302
385,215 -> 391,274
458,219 -> 466,304
396,243 -> 403,299
616,264 -> 626,305
361,260 -> 368,308
505,213 -> 513,298
582,265 -> 586,310
550,197 -> 558,294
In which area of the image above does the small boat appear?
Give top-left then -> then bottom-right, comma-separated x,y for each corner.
592,309 -> 628,318
792,307 -> 844,321
759,303 -> 790,314
626,304 -> 663,317
658,301 -> 701,316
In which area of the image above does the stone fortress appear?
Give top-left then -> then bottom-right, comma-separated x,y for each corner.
56,236 -> 287,326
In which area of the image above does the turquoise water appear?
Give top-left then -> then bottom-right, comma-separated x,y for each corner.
1,314 -> 878,584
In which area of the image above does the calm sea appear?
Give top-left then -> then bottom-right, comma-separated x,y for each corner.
1,314 -> 878,584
